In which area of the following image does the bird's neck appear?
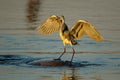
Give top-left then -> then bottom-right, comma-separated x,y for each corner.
60,23 -> 69,33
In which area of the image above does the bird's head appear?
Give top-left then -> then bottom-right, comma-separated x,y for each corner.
59,15 -> 65,24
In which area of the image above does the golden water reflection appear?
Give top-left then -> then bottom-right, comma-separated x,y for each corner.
61,68 -> 102,80
62,68 -> 81,80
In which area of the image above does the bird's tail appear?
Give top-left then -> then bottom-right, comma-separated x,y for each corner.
71,40 -> 79,45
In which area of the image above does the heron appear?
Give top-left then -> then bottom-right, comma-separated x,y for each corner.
37,15 -> 103,64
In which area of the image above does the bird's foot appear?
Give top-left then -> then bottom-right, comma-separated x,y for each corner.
65,61 -> 73,66
53,58 -> 61,61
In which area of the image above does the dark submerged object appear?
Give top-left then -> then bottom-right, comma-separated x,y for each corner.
32,60 -> 73,66
0,55 -> 102,67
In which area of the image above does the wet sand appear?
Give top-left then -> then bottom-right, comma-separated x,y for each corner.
0,0 -> 120,80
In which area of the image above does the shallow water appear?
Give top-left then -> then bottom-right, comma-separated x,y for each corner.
0,0 -> 120,80
0,53 -> 120,80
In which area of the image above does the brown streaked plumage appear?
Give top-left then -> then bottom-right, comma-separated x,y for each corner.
37,15 -> 103,65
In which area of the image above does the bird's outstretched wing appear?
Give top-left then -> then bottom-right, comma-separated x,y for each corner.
37,15 -> 61,35
70,20 -> 103,42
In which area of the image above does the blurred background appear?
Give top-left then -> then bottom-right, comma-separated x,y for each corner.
0,0 -> 120,53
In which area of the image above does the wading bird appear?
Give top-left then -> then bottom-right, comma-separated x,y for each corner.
37,15 -> 103,64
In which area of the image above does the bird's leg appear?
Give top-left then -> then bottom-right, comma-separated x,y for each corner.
70,47 -> 75,65
54,46 -> 66,61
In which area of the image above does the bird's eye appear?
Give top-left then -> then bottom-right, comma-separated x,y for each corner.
60,20 -> 62,22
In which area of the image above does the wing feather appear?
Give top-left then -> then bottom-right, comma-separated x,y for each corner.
70,20 -> 103,42
37,15 -> 61,35
70,21 -> 85,39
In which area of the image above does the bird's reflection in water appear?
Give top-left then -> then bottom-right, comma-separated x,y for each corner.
61,68 -> 102,80
62,68 -> 81,80
26,0 -> 41,30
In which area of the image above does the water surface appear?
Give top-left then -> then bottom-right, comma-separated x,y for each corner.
0,0 -> 120,80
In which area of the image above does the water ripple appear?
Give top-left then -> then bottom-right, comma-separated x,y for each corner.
0,54 -> 102,67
